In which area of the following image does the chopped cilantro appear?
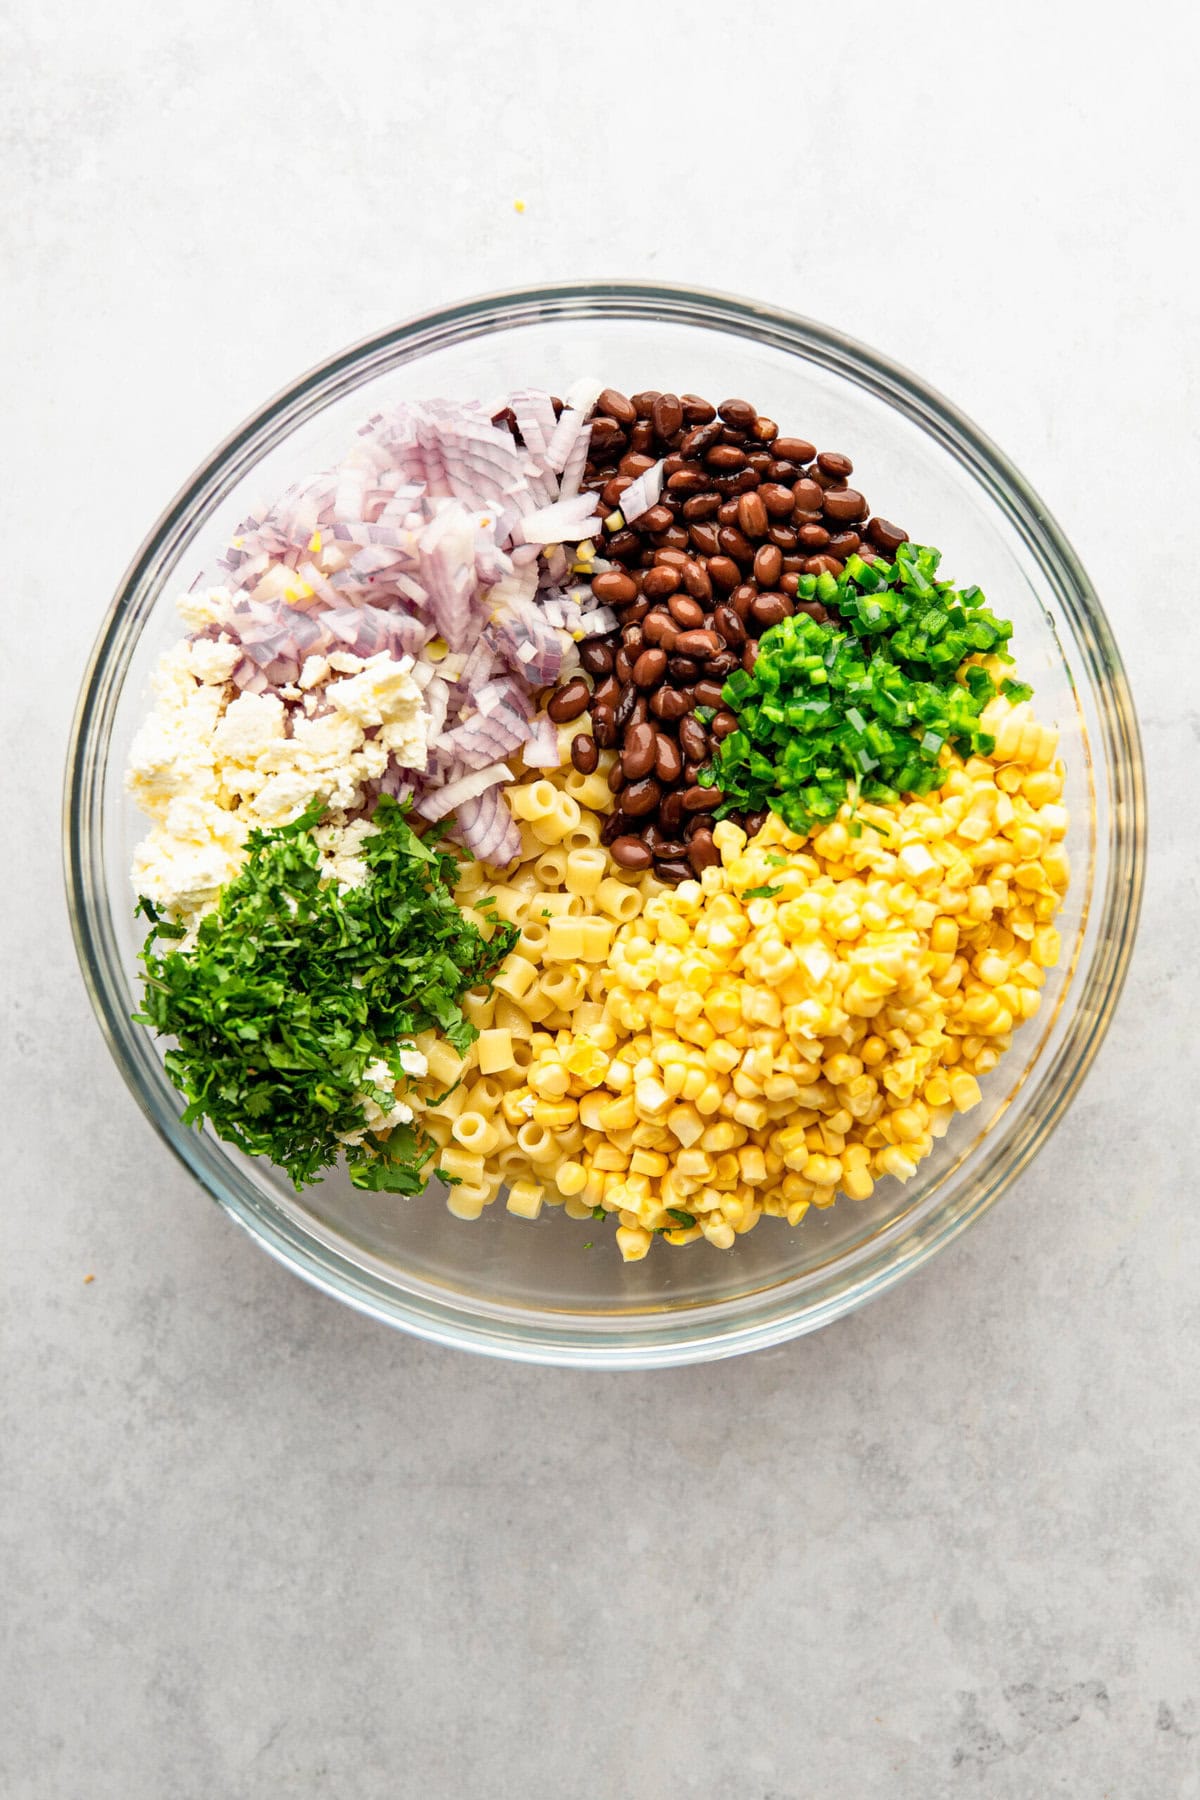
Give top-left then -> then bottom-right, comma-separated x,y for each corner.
134,798 -> 517,1193
743,884 -> 782,899
764,853 -> 788,867
591,1204 -> 607,1220
666,1208 -> 697,1228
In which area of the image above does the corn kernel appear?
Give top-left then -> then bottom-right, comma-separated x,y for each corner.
616,1225 -> 652,1262
949,1072 -> 983,1112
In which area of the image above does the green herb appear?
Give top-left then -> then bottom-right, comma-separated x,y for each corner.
591,1204 -> 607,1220
1001,677 -> 1033,703
582,1241 -> 594,1251
134,798 -> 517,1193
666,1208 -> 697,1228
713,544 -> 1021,833
743,884 -> 782,899
694,705 -> 716,723
764,853 -> 788,867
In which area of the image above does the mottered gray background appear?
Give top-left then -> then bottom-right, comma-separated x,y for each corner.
3,1 -> 1197,1794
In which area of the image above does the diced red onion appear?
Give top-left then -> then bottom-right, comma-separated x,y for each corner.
618,459 -> 665,523
474,675 -> 534,722
194,389 -> 606,843
577,605 -> 618,637
558,427 -> 591,500
423,675 -> 451,743
414,763 -> 513,823
515,493 -> 603,546
522,713 -> 561,768
437,708 -> 531,769
454,783 -> 522,867
418,501 -> 479,650
488,594 -> 564,686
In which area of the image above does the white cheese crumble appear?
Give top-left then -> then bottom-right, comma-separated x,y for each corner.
313,815 -> 378,889
176,585 -> 234,632
126,626 -> 429,929
339,1056 -> 416,1145
326,653 -> 427,766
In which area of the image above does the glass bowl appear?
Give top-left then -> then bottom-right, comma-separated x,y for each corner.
64,282 -> 1144,1367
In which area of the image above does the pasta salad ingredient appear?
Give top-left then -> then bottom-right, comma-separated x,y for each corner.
128,636 -> 429,928
134,798 -> 517,1193
709,543 -> 1021,832
419,700 -> 1067,1256
548,388 -> 911,876
177,384 -> 614,869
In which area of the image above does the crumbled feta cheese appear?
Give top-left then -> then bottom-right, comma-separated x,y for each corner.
127,636 -> 430,931
350,1058 -> 415,1138
131,826 -> 246,923
314,815 -> 378,889
326,653 -> 427,767
298,655 -> 331,690
213,692 -> 287,760
252,769 -> 324,827
176,585 -> 234,632
185,637 -> 241,686
397,1046 -> 428,1078
327,651 -> 365,675
126,681 -> 223,816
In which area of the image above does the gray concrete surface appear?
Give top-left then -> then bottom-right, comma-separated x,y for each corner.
3,2 -> 1197,1793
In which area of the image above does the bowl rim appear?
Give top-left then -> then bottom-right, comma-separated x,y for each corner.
63,279 -> 1146,1367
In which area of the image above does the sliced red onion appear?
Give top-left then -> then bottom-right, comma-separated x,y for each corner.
324,610 -> 366,645
414,763 -> 512,823
474,675 -> 534,722
459,638 -> 502,692
577,605 -> 618,637
454,783 -> 521,867
508,389 -> 558,467
423,675 -> 451,742
522,713 -> 561,768
384,611 -> 434,659
618,459 -> 665,523
488,593 -> 564,686
515,493 -> 603,546
378,761 -> 415,801
188,390 -> 609,848
438,709 -> 531,769
558,427 -> 591,500
418,501 -> 479,650
541,543 -> 570,586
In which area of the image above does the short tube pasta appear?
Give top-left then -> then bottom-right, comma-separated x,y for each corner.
529,793 -> 582,846
565,847 -> 606,897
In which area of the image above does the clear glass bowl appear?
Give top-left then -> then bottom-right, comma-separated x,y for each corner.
64,283 -> 1144,1367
